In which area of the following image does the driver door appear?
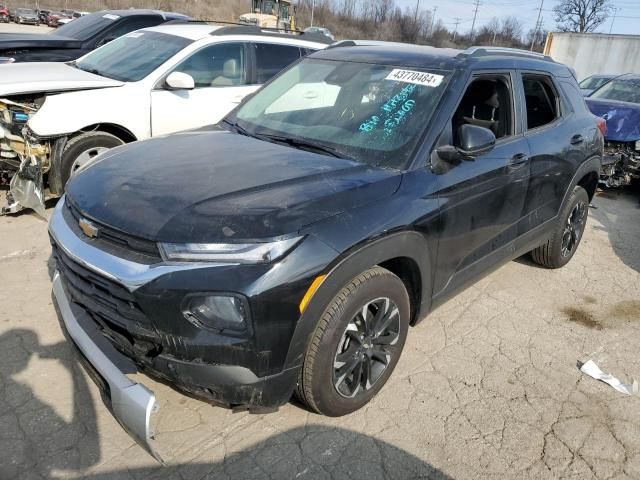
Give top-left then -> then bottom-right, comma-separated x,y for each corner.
433,72 -> 531,299
150,42 -> 256,136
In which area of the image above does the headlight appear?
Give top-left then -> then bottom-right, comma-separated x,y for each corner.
0,57 -> 15,64
183,294 -> 249,333
635,140 -> 640,152
158,237 -> 303,263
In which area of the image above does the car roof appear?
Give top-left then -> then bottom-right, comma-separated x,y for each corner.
94,9 -> 188,19
612,73 -> 640,81
312,43 -> 573,77
143,23 -> 331,45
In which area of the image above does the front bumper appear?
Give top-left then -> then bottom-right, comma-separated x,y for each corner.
52,272 -> 162,461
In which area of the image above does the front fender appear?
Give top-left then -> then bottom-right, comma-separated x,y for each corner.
28,87 -> 150,140
283,231 -> 433,371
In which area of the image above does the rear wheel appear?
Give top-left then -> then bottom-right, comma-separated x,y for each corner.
296,267 -> 410,416
530,186 -> 589,268
60,131 -> 124,188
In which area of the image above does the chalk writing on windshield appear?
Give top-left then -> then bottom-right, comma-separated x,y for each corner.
359,84 -> 419,137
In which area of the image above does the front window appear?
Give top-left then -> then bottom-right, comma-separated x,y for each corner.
590,77 -> 640,104
579,76 -> 611,90
231,59 -> 449,169
74,31 -> 192,82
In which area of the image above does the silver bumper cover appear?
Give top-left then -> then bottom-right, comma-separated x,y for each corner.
52,272 -> 162,462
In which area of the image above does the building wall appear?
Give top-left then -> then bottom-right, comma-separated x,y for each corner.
544,32 -> 640,81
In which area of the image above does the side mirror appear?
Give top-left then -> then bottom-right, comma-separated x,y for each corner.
165,72 -> 195,90
436,124 -> 496,162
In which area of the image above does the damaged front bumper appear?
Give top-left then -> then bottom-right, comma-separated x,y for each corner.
52,272 -> 162,462
600,141 -> 640,188
0,96 -> 50,216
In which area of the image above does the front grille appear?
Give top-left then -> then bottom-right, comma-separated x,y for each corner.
65,198 -> 161,260
52,241 -> 163,359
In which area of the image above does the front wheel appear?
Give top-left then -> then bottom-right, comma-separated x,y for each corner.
60,131 -> 124,188
530,185 -> 589,268
296,267 -> 410,416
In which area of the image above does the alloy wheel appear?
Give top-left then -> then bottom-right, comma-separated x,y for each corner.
333,297 -> 401,398
70,146 -> 110,176
561,201 -> 586,257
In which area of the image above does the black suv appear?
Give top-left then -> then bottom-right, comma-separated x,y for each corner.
49,44 -> 602,458
0,9 -> 188,63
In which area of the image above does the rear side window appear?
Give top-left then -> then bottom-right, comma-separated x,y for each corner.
254,43 -> 302,84
104,16 -> 165,40
523,75 -> 560,130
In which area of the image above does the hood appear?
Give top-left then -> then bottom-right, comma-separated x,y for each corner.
586,98 -> 640,142
0,62 -> 123,96
0,32 -> 81,50
66,130 -> 402,243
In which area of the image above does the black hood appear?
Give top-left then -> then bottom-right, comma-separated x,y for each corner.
66,130 -> 402,243
0,33 -> 81,50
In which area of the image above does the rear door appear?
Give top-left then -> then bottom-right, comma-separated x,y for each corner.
150,42 -> 255,136
250,42 -> 304,84
518,72 -> 580,233
433,71 -> 531,298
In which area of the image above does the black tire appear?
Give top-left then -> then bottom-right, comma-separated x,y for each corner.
530,186 -> 589,268
60,131 -> 124,188
296,266 -> 410,417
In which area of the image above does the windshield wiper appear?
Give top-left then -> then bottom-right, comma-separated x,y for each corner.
258,134 -> 353,160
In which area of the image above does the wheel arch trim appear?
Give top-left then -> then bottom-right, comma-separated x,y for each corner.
283,230 -> 433,371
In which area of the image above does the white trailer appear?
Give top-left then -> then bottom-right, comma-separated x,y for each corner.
544,32 -> 640,81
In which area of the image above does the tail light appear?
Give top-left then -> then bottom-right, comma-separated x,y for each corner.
595,116 -> 607,136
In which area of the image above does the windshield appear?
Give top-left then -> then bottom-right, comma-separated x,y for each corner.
52,11 -> 119,40
232,59 -> 448,169
17,8 -> 35,14
580,76 -> 612,90
590,77 -> 640,104
75,31 -> 192,82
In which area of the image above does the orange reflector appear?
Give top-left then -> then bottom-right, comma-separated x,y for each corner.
299,275 -> 327,314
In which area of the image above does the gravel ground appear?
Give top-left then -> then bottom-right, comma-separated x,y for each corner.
1,186 -> 639,480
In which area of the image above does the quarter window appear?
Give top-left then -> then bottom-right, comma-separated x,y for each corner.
173,43 -> 246,88
523,75 -> 560,130
254,43 -> 302,84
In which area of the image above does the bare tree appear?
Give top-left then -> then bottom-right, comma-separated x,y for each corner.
553,0 -> 613,33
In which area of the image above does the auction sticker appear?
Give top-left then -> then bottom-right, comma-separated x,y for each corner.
385,69 -> 444,87
103,13 -> 120,20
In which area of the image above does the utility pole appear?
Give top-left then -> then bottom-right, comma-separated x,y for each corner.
530,0 -> 544,51
609,7 -> 618,34
414,0 -> 420,23
452,17 -> 462,42
469,0 -> 481,42
310,0 -> 315,27
429,6 -> 438,37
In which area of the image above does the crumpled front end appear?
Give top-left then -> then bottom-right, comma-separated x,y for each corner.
0,96 -> 50,216
600,140 -> 640,188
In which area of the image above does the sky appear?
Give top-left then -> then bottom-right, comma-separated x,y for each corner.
396,0 -> 639,36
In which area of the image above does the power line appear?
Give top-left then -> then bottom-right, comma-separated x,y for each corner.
469,0 -> 481,41
530,0 -> 544,50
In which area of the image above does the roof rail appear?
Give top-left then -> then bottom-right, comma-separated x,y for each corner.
461,46 -> 554,61
163,19 -> 334,44
328,39 -> 411,49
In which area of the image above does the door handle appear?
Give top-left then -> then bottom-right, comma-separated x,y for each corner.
570,134 -> 584,145
508,153 -> 528,167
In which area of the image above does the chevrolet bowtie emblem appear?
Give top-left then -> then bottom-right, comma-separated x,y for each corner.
79,218 -> 99,238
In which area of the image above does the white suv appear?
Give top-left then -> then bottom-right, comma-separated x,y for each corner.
0,23 -> 330,214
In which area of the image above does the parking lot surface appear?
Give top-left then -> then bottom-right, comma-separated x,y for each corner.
0,187 -> 638,480
0,23 -> 53,34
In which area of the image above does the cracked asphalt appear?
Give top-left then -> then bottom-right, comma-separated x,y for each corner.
1,188 -> 639,480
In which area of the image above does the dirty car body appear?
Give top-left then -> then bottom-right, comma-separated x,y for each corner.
586,74 -> 640,188
49,44 -> 603,459
0,24 -> 329,215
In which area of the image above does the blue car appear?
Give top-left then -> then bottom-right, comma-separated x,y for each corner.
579,73 -> 618,97
586,74 -> 640,187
